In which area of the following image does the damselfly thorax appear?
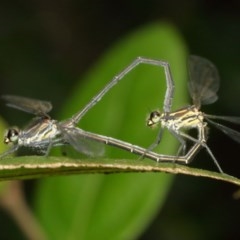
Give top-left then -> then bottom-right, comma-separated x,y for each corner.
147,106 -> 205,131
18,119 -> 60,147
4,117 -> 61,149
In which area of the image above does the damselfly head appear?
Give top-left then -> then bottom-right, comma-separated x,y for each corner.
147,111 -> 161,127
4,128 -> 19,144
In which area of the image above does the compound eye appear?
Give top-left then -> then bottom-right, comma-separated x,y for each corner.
147,111 -> 161,127
4,128 -> 19,144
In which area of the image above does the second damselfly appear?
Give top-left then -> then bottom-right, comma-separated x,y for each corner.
147,55 -> 240,173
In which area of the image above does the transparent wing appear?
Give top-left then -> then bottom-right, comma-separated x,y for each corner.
59,126 -> 105,157
188,55 -> 220,108
206,117 -> 240,144
205,114 -> 240,125
2,95 -> 52,116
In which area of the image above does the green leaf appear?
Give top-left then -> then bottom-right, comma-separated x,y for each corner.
0,116 -> 8,153
0,117 -> 12,196
0,156 -> 239,186
34,22 -> 188,240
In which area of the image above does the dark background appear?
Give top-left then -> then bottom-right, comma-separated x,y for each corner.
1,0 -> 240,239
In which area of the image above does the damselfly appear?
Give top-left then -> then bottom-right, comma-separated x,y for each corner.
0,57 -> 177,160
147,55 -> 240,173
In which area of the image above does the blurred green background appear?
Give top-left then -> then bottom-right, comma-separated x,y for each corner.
0,1 -> 240,240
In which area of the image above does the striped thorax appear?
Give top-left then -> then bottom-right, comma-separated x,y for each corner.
147,105 -> 205,132
4,118 -> 60,147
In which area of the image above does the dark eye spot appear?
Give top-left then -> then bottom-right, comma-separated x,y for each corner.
4,128 -> 19,144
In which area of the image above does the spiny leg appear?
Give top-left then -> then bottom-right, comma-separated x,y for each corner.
44,140 -> 53,157
147,127 -> 164,152
199,141 -> 224,173
139,128 -> 164,161
177,129 -> 224,173
169,129 -> 187,156
43,138 -> 66,157
143,127 -> 187,162
0,145 -> 19,159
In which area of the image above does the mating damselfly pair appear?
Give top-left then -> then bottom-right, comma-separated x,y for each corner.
1,56 -> 240,174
